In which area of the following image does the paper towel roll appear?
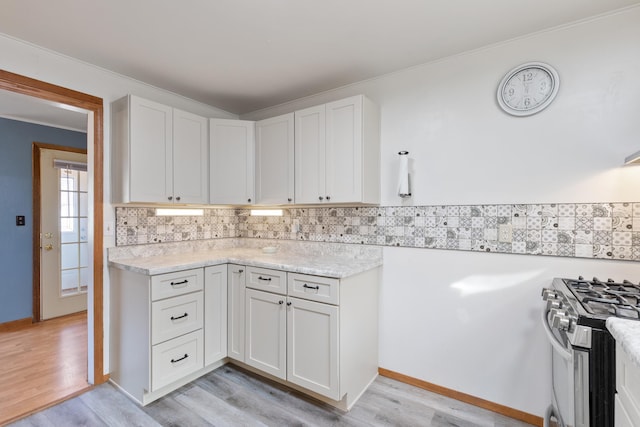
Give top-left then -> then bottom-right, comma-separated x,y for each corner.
398,152 -> 411,197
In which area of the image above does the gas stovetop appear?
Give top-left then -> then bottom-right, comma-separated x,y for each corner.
563,276 -> 640,321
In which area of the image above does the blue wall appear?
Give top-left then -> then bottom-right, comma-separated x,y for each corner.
0,117 -> 86,323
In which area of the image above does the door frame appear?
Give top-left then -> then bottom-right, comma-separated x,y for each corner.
32,143 -> 88,320
0,69 -> 105,385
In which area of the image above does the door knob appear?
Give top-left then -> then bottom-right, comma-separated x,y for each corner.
44,244 -> 53,251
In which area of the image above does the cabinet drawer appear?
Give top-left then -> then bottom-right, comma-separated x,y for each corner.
151,329 -> 203,391
288,273 -> 339,305
151,268 -> 203,301
246,266 -> 287,295
151,291 -> 204,345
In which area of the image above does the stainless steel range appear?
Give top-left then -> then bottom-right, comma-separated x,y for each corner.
541,277 -> 640,427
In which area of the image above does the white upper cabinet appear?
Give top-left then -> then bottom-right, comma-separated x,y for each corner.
255,113 -> 294,205
173,108 -> 208,204
294,105 -> 325,204
210,119 -> 255,205
295,95 -> 380,204
112,95 -> 208,204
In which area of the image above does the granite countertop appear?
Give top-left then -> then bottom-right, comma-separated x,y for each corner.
108,245 -> 382,279
606,317 -> 640,367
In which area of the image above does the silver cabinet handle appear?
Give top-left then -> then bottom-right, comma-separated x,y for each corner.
286,301 -> 292,306
176,196 -> 181,201
326,196 -> 330,201
278,300 -> 284,305
168,196 -> 173,201
318,196 -> 324,201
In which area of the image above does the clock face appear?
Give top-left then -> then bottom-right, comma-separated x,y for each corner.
497,62 -> 559,116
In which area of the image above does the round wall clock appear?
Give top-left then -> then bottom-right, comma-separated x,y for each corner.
497,62 -> 559,116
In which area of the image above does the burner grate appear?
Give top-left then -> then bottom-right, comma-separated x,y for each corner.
564,276 -> 640,320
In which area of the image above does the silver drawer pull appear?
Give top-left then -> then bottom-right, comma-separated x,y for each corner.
258,276 -> 272,281
170,312 -> 188,321
303,284 -> 319,290
171,353 -> 188,363
170,279 -> 188,287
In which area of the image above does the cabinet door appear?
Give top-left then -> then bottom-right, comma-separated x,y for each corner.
287,297 -> 340,400
245,289 -> 286,380
173,109 -> 208,204
294,105 -> 326,204
255,113 -> 294,205
325,95 -> 363,203
227,264 -> 246,362
204,265 -> 227,366
210,119 -> 255,205
129,96 -> 173,203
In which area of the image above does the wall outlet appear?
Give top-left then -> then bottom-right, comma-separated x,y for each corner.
498,224 -> 512,243
292,219 -> 301,233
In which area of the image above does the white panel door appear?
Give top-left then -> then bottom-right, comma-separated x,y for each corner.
204,265 -> 228,366
210,119 -> 255,205
287,297 -> 339,400
255,113 -> 294,205
294,105 -> 326,204
129,95 -> 173,203
40,148 -> 89,320
325,96 -> 363,203
173,109 -> 208,204
245,288 -> 286,380
227,264 -> 246,362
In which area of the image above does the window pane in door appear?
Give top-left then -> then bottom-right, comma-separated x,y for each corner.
79,242 -> 89,268
61,269 -> 78,292
79,170 -> 88,192
60,217 -> 79,243
79,218 -> 88,242
79,192 -> 88,217
61,243 -> 79,269
79,267 -> 89,289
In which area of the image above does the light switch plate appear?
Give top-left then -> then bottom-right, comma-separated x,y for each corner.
104,220 -> 115,236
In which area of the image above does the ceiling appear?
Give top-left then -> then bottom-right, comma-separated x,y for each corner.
0,90 -> 88,132
1,0 -> 640,120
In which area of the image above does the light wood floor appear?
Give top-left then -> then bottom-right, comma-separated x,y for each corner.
9,363 -> 536,426
0,312 -> 90,426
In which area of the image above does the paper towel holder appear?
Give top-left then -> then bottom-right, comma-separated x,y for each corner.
398,151 -> 412,198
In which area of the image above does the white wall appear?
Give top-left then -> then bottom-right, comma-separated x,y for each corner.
241,8 -> 640,417
0,33 -> 238,380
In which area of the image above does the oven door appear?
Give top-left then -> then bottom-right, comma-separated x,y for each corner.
542,310 -> 589,427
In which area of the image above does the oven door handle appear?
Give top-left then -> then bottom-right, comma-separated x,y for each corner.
541,309 -> 572,361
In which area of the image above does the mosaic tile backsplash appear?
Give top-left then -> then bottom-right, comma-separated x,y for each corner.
116,203 -> 640,261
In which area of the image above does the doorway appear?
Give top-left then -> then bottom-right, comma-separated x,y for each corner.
0,70 -> 105,388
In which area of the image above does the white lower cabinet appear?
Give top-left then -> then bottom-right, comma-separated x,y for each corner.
110,266 -> 226,405
204,265 -> 227,366
287,296 -> 339,399
151,329 -> 204,391
616,342 -> 640,426
245,288 -> 287,379
110,261 -> 378,410
227,264 -> 246,362
241,266 -> 378,410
